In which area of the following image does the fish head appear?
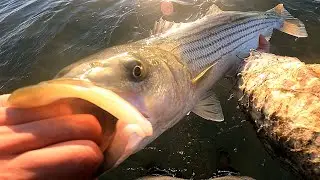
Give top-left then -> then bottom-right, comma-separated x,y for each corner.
8,45 -> 193,170
56,48 -> 183,119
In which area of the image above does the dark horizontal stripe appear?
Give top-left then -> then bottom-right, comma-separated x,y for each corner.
215,34 -> 260,63
188,18 -> 276,54
193,24 -> 273,71
178,13 -> 250,40
181,15 -> 278,54
187,20 -> 276,63
185,19 -> 277,60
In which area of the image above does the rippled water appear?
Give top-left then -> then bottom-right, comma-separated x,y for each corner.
0,0 -> 319,179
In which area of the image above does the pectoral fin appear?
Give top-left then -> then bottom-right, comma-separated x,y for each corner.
191,62 -> 216,84
192,92 -> 224,122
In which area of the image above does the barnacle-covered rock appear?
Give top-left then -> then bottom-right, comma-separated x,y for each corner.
235,51 -> 320,179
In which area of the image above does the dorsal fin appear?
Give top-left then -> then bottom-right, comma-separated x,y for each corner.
151,18 -> 185,36
167,0 -> 195,6
151,4 -> 223,36
205,4 -> 223,16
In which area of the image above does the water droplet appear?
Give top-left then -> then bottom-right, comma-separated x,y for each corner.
227,94 -> 234,100
233,148 -> 237,152
146,146 -> 156,150
178,151 -> 184,155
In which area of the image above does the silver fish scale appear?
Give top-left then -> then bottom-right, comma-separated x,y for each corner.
192,20 -> 276,70
178,13 -> 254,45
174,12 -> 282,78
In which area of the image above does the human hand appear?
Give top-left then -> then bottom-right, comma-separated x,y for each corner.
0,94 -> 103,180
257,35 -> 271,53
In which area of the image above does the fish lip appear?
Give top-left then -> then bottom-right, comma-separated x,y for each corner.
7,78 -> 153,168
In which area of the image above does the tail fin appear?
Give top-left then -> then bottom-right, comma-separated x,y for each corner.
269,4 -> 308,38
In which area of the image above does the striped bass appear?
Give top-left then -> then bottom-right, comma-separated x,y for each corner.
7,4 -> 308,170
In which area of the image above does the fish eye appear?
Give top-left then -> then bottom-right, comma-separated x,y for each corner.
133,65 -> 143,78
124,58 -> 147,81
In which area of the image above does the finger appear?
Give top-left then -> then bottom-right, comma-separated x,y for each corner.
0,94 -> 10,107
0,114 -> 102,155
0,98 -> 97,125
257,35 -> 270,53
0,140 -> 103,180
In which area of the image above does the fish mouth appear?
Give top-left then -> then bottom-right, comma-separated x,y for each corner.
7,78 -> 153,170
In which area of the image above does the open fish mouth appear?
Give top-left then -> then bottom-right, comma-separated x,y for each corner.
7,78 -> 153,169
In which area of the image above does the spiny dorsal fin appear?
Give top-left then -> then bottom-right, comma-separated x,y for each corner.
151,18 -> 186,36
151,4 -> 223,36
192,92 -> 224,122
205,4 -> 223,16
